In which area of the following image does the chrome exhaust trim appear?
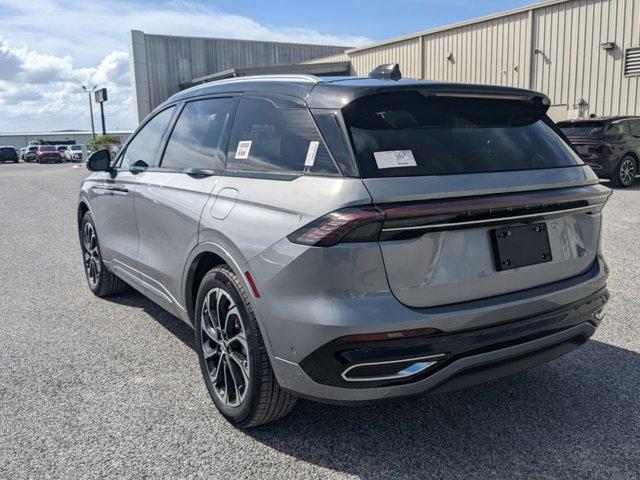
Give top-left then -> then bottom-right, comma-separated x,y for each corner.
341,354 -> 445,382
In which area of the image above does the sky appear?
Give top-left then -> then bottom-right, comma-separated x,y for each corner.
0,0 -> 536,133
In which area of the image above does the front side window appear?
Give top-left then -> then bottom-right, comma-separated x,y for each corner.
343,91 -> 583,178
627,120 -> 640,137
161,98 -> 235,170
119,106 -> 175,169
226,97 -> 338,175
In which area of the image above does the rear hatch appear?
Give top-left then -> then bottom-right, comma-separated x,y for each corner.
341,89 -> 608,308
0,147 -> 17,160
557,121 -> 605,159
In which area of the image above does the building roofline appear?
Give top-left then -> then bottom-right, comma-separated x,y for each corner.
134,30 -> 354,50
347,0 -> 571,53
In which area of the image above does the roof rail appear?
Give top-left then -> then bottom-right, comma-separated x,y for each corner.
188,74 -> 321,92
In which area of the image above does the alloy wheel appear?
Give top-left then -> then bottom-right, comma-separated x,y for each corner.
200,287 -> 250,408
619,158 -> 636,186
82,222 -> 101,288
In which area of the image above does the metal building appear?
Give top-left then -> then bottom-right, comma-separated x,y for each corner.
308,0 -> 639,121
128,31 -> 351,122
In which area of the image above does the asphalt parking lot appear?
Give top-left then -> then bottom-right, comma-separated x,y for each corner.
1,162 -> 639,479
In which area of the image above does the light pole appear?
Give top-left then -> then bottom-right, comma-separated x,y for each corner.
82,85 -> 97,139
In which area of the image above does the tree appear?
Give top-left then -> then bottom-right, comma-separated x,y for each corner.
88,134 -> 122,150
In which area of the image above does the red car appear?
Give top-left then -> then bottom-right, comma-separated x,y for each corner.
36,146 -> 62,163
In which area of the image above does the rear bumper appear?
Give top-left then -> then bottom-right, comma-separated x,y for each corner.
273,287 -> 608,404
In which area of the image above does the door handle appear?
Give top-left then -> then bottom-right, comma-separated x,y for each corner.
92,184 -> 128,193
106,186 -> 129,193
129,159 -> 149,173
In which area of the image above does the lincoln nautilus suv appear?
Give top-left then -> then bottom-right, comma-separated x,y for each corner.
78,67 -> 610,427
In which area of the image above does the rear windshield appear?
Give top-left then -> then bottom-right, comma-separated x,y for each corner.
40,146 -> 55,151
70,145 -> 82,150
557,122 -> 604,137
342,91 -> 582,178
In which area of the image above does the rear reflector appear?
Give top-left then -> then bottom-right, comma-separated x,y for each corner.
337,327 -> 442,343
244,271 -> 261,298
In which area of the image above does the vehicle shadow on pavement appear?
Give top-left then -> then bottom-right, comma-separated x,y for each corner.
103,290 -> 196,351
104,291 -> 639,479
246,340 -> 640,479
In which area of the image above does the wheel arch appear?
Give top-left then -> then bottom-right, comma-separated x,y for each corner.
77,199 -> 92,241
181,241 -> 275,360
182,242 -> 258,323
623,150 -> 639,168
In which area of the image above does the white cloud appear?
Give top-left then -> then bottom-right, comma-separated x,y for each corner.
0,0 -> 372,132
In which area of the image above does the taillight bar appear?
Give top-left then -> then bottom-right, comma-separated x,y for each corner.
287,184 -> 611,247
287,206 -> 384,247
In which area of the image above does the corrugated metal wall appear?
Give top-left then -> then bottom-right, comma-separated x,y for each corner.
532,0 -> 640,116
304,52 -> 350,64
347,0 -> 640,118
422,12 -> 531,88
349,38 -> 423,79
131,32 -> 350,121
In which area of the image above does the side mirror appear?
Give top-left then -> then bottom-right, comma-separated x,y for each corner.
87,149 -> 112,172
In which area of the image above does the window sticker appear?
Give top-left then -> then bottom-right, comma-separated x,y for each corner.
235,140 -> 252,159
304,141 -> 320,167
373,150 -> 417,169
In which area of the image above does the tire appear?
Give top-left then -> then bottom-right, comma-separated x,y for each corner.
195,265 -> 297,428
80,211 -> 128,297
611,155 -> 637,188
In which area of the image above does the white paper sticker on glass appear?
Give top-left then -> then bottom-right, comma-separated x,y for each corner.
373,150 -> 417,169
235,140 -> 252,159
304,141 -> 320,167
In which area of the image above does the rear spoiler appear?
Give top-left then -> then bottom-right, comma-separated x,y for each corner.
420,88 -> 551,115
308,80 -> 550,111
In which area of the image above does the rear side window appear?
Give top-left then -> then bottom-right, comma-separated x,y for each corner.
343,91 -> 582,178
612,121 -> 630,136
119,106 -> 175,169
226,97 -> 338,175
558,121 -> 604,137
161,98 -> 236,170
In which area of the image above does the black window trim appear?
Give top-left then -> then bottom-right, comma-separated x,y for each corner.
223,92 -> 343,179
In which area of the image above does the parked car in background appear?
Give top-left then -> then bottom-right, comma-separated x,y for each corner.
22,146 -> 38,162
558,116 -> 640,187
78,74 -> 610,427
56,145 -> 69,160
64,144 -> 84,162
36,145 -> 62,163
0,145 -> 19,163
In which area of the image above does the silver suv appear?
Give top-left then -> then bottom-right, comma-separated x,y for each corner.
78,73 -> 610,427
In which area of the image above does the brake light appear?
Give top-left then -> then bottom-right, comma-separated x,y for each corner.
287,207 -> 385,247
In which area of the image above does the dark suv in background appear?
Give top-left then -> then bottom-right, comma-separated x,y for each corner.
0,146 -> 19,163
558,116 -> 640,187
